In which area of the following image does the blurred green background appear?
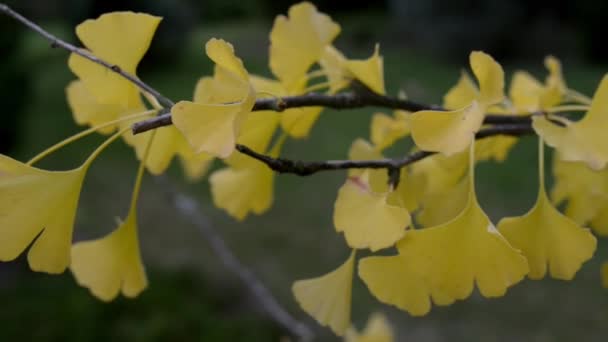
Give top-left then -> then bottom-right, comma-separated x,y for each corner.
2,0 -> 608,341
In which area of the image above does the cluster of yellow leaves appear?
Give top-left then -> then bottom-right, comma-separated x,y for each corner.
291,42 -> 608,336
5,2 -> 608,338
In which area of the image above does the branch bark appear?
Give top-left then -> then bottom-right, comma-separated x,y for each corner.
156,176 -> 314,341
131,91 -> 533,135
0,3 -> 174,109
236,123 -> 533,176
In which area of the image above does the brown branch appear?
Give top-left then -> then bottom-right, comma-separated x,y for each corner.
236,123 -> 533,176
0,2 -> 174,109
131,91 -> 533,135
156,176 -> 314,341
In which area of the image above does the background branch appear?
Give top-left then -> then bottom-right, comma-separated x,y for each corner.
156,176 -> 314,341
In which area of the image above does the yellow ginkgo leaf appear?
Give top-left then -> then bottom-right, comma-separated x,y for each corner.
551,155 -> 608,227
66,80 -> 135,134
398,143 -> 528,299
541,55 -> 566,108
345,44 -> 385,95
209,156 -> 274,221
120,125 -> 181,175
443,71 -> 478,110
416,175 -> 469,227
0,155 -> 86,274
176,137 -> 215,182
292,250 -> 355,336
206,37 -> 249,80
334,174 -> 410,251
319,45 -> 349,94
346,139 -> 387,192
533,74 -> 608,170
499,140 -> 597,280
589,203 -> 608,236
410,151 -> 468,197
172,39 -> 256,158
411,101 -> 484,155
370,112 -> 410,152
509,71 -> 543,113
470,51 -> 505,105
70,211 -> 147,301
359,254 -> 453,316
251,72 -> 322,139
389,167 -> 421,213
399,195 -> 528,300
225,110 -> 280,167
475,136 -> 518,162
344,312 -> 394,342
601,262 -> 608,288
280,106 -> 324,138
68,12 -> 161,107
498,192 -> 596,280
270,2 -> 340,87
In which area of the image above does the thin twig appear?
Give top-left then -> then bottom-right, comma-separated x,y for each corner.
131,91 -> 533,135
236,123 -> 533,176
0,2 -> 174,109
156,176 -> 314,341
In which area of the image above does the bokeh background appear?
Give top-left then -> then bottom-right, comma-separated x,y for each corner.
2,0 -> 608,341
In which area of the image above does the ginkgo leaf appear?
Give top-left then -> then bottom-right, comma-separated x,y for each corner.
411,151 -> 468,197
470,51 -> 505,105
389,167 -> 421,213
176,137 -> 215,182
68,12 -> 161,107
533,74 -> 608,170
370,112 -> 410,152
551,155 -> 608,227
411,101 -> 484,155
498,192 -> 596,280
498,140 -> 597,280
270,2 -> 340,87
509,71 -> 543,113
541,55 -> 566,108
120,125 -> 183,175
601,262 -> 608,288
172,100 -> 252,158
589,204 -> 608,236
359,254 -> 452,316
70,211 -> 147,301
344,312 -> 394,342
319,45 -> 349,94
334,175 -> 410,251
475,136 -> 518,162
416,176 -> 469,227
172,39 -> 256,158
443,71 -> 478,110
251,71 -> 322,139
292,250 -> 355,336
399,195 -> 528,299
347,139 -> 387,192
398,143 -> 528,299
206,37 -> 249,80
209,157 -> 274,221
345,44 -> 385,95
281,106 -> 324,138
66,80 -> 133,134
0,155 -> 86,274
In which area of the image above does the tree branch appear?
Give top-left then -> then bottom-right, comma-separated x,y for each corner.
156,176 -> 314,341
235,123 -> 533,176
0,2 -> 174,109
130,91 -> 533,135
